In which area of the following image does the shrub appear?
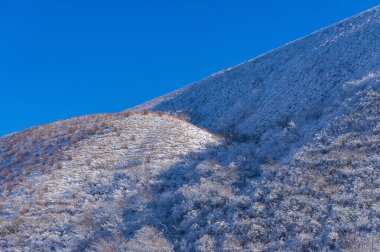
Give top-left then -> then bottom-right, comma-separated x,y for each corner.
68,126 -> 77,134
19,207 -> 28,216
101,122 -> 108,128
196,235 -> 215,252
24,166 -> 32,176
8,217 -> 25,234
126,226 -> 174,252
125,111 -> 134,117
83,172 -> 90,181
94,234 -> 128,252
6,183 -> 14,193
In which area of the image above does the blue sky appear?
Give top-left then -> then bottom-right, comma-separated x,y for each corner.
1,0 -> 379,136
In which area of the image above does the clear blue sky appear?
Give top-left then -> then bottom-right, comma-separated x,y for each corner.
1,0 -> 379,136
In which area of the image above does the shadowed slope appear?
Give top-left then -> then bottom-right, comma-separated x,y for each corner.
138,6 -> 380,162
1,5 -> 380,252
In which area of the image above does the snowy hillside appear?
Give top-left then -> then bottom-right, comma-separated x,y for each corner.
139,5 -> 380,162
0,111 -> 221,250
1,5 -> 380,252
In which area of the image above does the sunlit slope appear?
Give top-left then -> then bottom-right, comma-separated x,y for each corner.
1,5 -> 380,252
0,112 -> 221,250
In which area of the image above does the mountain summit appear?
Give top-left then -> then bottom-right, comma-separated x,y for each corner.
1,6 -> 380,251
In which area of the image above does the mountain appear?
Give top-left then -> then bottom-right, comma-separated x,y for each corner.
1,5 -> 380,252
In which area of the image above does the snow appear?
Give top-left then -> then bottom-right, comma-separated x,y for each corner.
1,5 -> 380,251
139,5 -> 380,163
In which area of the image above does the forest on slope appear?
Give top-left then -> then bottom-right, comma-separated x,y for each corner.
1,5 -> 380,252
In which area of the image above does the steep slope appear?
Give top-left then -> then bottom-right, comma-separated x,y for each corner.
139,5 -> 380,162
134,5 -> 380,251
127,86 -> 380,251
1,5 -> 380,252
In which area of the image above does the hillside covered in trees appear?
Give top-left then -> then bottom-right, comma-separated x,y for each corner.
1,5 -> 380,252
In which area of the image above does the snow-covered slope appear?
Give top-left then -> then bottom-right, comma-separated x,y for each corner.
139,5 -> 380,162
1,5 -> 380,252
0,111 -> 221,250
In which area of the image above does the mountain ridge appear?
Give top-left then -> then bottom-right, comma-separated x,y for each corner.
135,5 -> 380,113
1,5 -> 380,251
